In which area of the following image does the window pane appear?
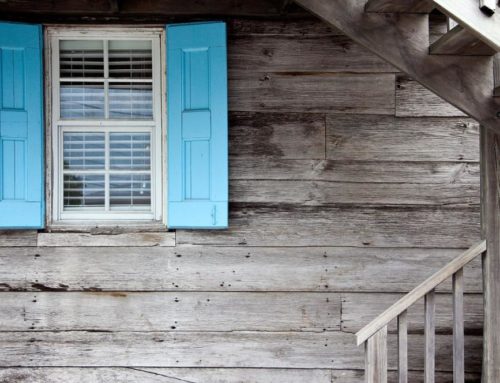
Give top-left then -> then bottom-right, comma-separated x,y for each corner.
110,174 -> 151,210
108,40 -> 152,79
110,133 -> 151,171
60,82 -> 105,119
109,82 -> 153,119
64,174 -> 105,209
63,132 -> 105,170
60,40 -> 104,78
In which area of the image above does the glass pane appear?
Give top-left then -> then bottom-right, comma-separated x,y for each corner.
60,82 -> 105,119
63,132 -> 105,170
110,174 -> 151,210
110,133 -> 151,171
109,82 -> 153,119
64,174 -> 105,209
60,40 -> 104,78
108,40 -> 152,79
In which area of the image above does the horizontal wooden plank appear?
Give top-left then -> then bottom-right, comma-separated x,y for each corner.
0,367 -> 334,383
365,0 -> 434,13
36,232 -> 175,247
230,159 -> 479,183
0,246 -> 482,292
177,204 -> 480,247
0,367 -> 482,383
229,112 -> 326,160
228,35 -> 396,73
0,231 -> 37,247
342,292 -> 483,334
229,72 -> 395,114
0,292 -> 340,332
229,18 -> 341,36
326,115 -> 479,161
0,331 -> 481,371
396,76 -> 467,117
229,179 -> 479,206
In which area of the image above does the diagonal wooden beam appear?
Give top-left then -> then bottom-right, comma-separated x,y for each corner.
365,0 -> 434,13
294,0 -> 500,135
430,25 -> 497,56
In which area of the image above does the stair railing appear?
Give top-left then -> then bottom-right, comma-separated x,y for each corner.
356,240 -> 487,383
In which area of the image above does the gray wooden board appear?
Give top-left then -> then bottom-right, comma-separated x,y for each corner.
229,17 -> 342,36
228,35 -> 396,73
341,293 -> 483,333
229,72 -> 395,114
0,368 -> 482,383
229,112 -> 326,160
0,292 -> 340,332
0,367 -> 333,383
176,205 -> 480,247
37,232 -> 176,247
396,76 -> 467,117
0,331 -> 481,370
0,246 -> 482,292
229,179 -> 479,206
0,231 -> 37,247
326,115 -> 479,162
230,159 -> 479,183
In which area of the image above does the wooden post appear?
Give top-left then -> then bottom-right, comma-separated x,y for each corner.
480,125 -> 500,383
365,326 -> 388,383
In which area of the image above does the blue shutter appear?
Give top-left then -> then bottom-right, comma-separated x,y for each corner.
0,22 -> 44,229
167,22 -> 228,229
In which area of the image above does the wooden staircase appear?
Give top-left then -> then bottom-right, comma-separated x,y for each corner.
356,240 -> 486,383
294,0 -> 500,135
292,0 -> 500,382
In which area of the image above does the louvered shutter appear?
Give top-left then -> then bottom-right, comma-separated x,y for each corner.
0,22 -> 44,228
167,22 -> 228,229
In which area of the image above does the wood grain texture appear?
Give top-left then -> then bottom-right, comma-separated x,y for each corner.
230,159 -> 479,183
0,331 -> 482,370
0,292 -> 340,332
295,0 -> 500,134
229,72 -> 395,114
0,246 -> 482,293
425,291 -> 436,383
480,126 -> 500,382
396,76 -> 467,117
326,115 -> 478,161
365,326 -> 388,383
228,35 -> 396,73
177,205 -> 480,248
230,179 -> 479,206
452,270 -> 465,383
398,312 -> 408,383
229,112 -> 326,160
365,0 -> 434,13
430,26 -> 497,56
342,293 -> 483,334
37,232 -> 175,247
0,231 -> 37,247
494,54 -> 500,97
0,368 -> 481,383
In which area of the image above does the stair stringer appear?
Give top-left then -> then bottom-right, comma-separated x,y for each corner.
295,0 -> 500,134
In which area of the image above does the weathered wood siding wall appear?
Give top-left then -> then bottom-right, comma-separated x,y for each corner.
0,17 -> 482,382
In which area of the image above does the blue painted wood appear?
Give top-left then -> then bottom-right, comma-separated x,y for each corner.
0,22 -> 44,229
167,22 -> 228,229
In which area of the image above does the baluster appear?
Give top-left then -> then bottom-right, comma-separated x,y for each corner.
425,290 -> 435,383
398,311 -> 408,383
453,269 -> 465,383
365,326 -> 388,383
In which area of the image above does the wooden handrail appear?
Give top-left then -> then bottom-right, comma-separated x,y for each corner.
356,240 -> 486,346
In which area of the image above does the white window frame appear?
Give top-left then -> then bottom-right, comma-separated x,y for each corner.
47,27 -> 165,225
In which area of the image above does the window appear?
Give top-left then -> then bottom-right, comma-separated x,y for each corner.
49,28 -> 164,223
